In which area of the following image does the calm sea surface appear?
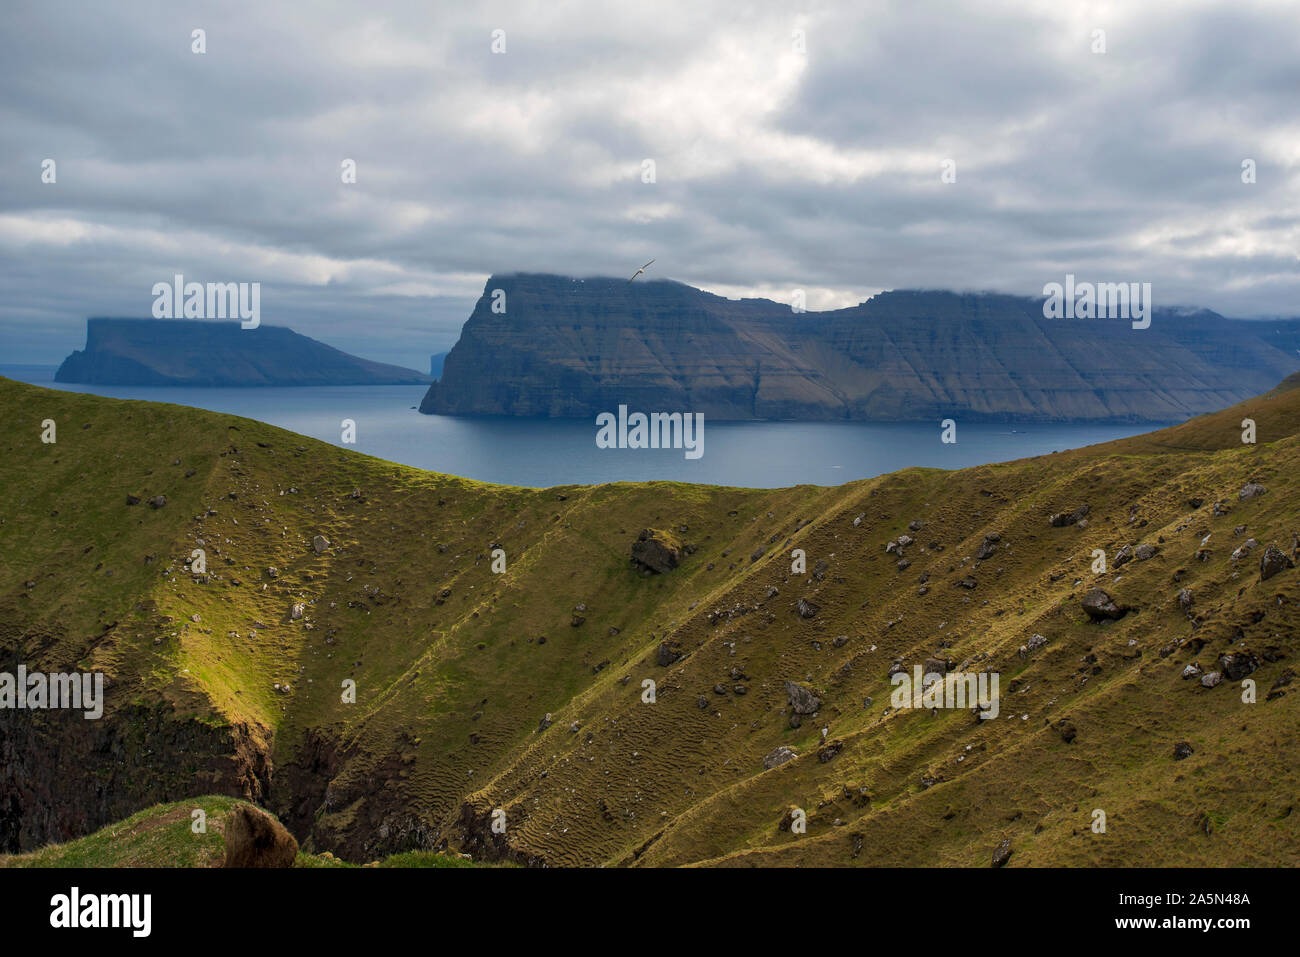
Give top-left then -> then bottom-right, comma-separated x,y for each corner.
4,366 -> 1161,489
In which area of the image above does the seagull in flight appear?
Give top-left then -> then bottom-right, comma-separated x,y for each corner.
628,259 -> 655,283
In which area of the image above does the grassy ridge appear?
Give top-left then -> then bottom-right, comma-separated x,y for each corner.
0,797 -> 477,868
1,374 -> 1297,867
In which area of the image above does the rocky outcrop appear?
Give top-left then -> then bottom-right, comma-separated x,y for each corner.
1082,588 -> 1128,621
631,528 -> 682,574
421,275 -> 1300,422
1260,545 -> 1294,580
56,318 -> 431,387
222,804 -> 299,868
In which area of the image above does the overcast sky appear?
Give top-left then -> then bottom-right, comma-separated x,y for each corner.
3,0 -> 1298,368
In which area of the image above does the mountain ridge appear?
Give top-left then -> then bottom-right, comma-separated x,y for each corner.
421,274 -> 1300,423
56,318 -> 432,387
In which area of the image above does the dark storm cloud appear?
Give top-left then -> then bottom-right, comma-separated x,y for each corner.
2,0 -> 1298,367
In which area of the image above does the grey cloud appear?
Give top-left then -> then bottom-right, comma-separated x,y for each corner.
2,0 -> 1298,367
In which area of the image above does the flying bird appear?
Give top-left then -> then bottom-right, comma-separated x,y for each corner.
628,259 -> 655,282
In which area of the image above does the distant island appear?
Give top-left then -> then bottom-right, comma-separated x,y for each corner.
421,274 -> 1300,423
56,318 -> 432,387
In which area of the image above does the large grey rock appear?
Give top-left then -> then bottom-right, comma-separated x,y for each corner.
785,680 -> 822,715
631,528 -> 680,574
763,746 -> 798,770
1081,588 -> 1127,621
1260,545 -> 1295,581
1218,653 -> 1257,681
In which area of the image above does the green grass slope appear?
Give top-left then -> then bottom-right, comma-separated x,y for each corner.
0,796 -> 475,867
1,374 -> 1297,867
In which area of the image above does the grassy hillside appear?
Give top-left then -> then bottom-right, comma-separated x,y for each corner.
1,373 -> 1297,867
0,797 -> 474,868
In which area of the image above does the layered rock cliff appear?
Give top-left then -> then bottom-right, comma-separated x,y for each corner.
421,275 -> 1300,422
56,318 -> 431,387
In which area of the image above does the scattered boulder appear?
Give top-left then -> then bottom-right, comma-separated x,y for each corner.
222,804 -> 298,868
1239,482 -> 1267,500
312,535 -> 330,553
1135,543 -> 1158,561
1173,741 -> 1194,761
1181,663 -> 1203,680
149,495 -> 167,509
991,839 -> 1013,868
1218,653 -> 1257,681
125,494 -> 141,506
785,680 -> 822,715
1049,505 -> 1089,527
975,533 -> 1000,560
1114,544 -> 1134,567
537,713 -> 553,732
1200,671 -> 1222,688
289,603 -> 304,621
631,528 -> 681,574
796,598 -> 819,619
1018,634 -> 1048,658
818,740 -> 843,763
923,656 -> 949,680
1054,719 -> 1077,743
1260,545 -> 1295,581
763,746 -> 798,770
1231,539 -> 1258,562
1081,588 -> 1127,621
1267,669 -> 1295,701
1177,588 -> 1193,610
656,640 -> 683,667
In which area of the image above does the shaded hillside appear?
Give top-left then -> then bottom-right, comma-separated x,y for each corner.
421,275 -> 1300,422
0,796 -> 477,868
1,373 -> 1297,867
56,318 -> 432,387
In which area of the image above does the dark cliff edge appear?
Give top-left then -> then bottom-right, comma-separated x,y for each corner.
421,274 -> 1300,423
56,318 -> 432,387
